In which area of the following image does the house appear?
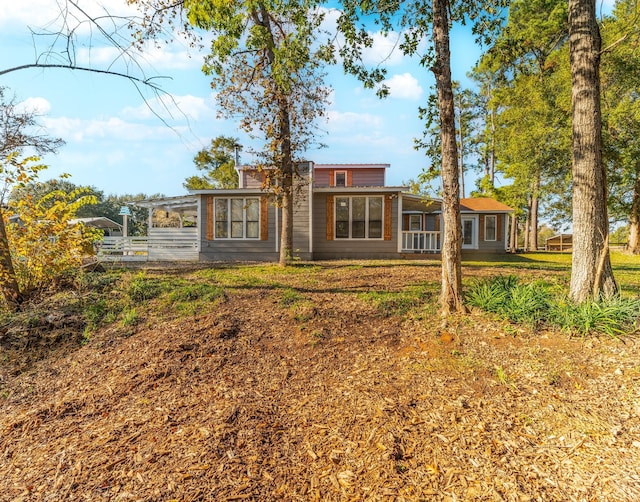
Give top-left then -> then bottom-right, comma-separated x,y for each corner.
100,162 -> 513,261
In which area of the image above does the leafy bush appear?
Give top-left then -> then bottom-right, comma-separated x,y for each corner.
4,158 -> 101,296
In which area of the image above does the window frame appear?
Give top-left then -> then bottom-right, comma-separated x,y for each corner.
334,170 -> 348,187
334,195 -> 384,240
484,215 -> 497,241
214,197 -> 260,240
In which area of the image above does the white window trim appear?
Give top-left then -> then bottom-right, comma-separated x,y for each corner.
461,215 -> 479,249
484,215 -> 497,242
214,197 -> 260,240
334,196 -> 384,240
334,170 -> 348,187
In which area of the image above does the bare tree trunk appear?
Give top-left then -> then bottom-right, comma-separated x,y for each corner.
0,209 -> 22,311
510,213 -> 518,253
528,192 -> 539,251
457,93 -> 465,198
568,0 -> 617,301
432,0 -> 466,315
628,174 -> 640,254
524,205 -> 531,251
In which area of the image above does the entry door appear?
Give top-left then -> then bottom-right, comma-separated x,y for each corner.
461,216 -> 478,249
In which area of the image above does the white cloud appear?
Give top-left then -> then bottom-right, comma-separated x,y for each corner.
325,110 -> 384,134
121,94 -> 214,122
16,97 -> 52,115
42,115 -> 184,143
362,31 -> 405,66
77,42 -> 202,72
0,0 -> 140,31
381,73 -> 423,100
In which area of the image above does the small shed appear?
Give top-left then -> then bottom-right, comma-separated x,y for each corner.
545,233 -> 572,251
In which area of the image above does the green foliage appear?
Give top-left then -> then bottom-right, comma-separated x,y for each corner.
359,285 -> 434,317
550,296 -> 640,338
468,275 -> 640,336
126,273 -> 168,302
3,156 -> 101,296
167,283 -> 226,303
185,135 -> 240,190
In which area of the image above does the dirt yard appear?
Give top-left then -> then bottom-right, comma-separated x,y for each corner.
0,262 -> 638,501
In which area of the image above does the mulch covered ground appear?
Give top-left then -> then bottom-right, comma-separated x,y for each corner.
0,263 -> 639,501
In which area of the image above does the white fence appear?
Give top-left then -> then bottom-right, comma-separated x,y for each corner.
401,231 -> 441,253
98,230 -> 199,262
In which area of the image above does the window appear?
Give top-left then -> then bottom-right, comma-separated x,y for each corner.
484,215 -> 497,241
409,214 -> 422,231
215,197 -> 259,239
462,218 -> 475,246
335,196 -> 383,239
334,171 -> 347,187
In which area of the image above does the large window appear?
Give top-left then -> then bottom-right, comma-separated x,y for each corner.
484,215 -> 497,241
335,196 -> 383,239
215,197 -> 259,239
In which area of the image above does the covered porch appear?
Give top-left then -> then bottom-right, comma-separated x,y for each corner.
97,195 -> 200,262
400,195 -> 442,253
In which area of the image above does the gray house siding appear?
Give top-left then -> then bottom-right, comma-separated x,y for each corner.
311,192 -> 400,259
314,168 -> 385,188
292,185 -> 312,259
198,197 -> 278,261
475,213 -> 508,253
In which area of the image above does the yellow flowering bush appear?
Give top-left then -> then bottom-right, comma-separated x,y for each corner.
2,156 -> 101,296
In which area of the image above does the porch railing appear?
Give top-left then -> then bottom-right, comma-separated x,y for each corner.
401,231 -> 440,253
97,236 -> 199,261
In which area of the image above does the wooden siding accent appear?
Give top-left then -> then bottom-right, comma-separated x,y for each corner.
497,214 -> 502,242
326,195 -> 334,240
206,195 -> 214,241
435,216 -> 440,232
346,170 -> 353,187
329,170 -> 335,187
260,196 -> 268,240
403,214 -> 409,231
479,215 -> 485,241
384,195 -> 392,240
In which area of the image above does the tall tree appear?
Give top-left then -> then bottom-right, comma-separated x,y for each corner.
339,0 -> 505,314
600,0 -> 640,253
134,0 -> 331,266
568,0 -> 617,300
185,136 -> 240,190
481,0 -> 570,250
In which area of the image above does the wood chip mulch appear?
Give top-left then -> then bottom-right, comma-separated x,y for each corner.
0,263 -> 639,501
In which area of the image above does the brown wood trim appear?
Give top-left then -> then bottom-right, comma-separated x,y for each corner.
384,195 -> 392,240
479,215 -> 485,241
403,214 -> 409,231
326,195 -> 334,240
346,170 -> 353,187
329,170 -> 335,187
497,214 -> 502,242
206,195 -> 214,241
260,196 -> 269,240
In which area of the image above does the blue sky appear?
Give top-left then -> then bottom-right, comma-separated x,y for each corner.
1,1 -> 615,198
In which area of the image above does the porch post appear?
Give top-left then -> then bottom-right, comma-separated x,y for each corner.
397,193 -> 403,254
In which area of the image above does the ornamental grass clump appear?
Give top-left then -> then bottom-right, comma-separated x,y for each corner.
467,276 -> 640,337
549,296 -> 640,338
